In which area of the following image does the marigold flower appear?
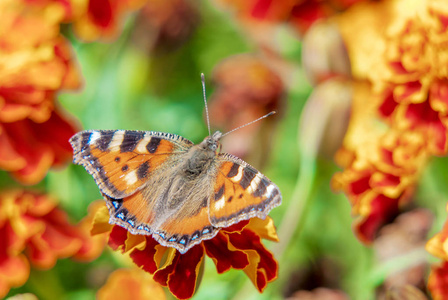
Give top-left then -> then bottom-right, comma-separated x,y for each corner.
0,110 -> 78,184
424,203 -> 448,299
427,262 -> 448,300
0,190 -> 105,297
332,83 -> 429,242
330,0 -> 448,242
426,204 -> 448,262
97,268 -> 166,300
371,0 -> 448,156
71,0 -> 146,41
216,0 -> 367,34
91,203 -> 279,299
0,1 -> 81,124
0,0 -> 82,184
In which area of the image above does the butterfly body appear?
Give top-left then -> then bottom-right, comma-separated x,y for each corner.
70,129 -> 281,253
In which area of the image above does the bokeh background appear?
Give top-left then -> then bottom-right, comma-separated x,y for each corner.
2,0 -> 448,299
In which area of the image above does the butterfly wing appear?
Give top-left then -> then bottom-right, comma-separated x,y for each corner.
70,130 -> 193,199
71,130 -> 219,253
102,191 -> 220,254
209,153 -> 282,228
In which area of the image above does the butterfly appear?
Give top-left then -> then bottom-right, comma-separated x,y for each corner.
70,75 -> 282,254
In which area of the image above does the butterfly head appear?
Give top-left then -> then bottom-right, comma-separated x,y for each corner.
200,130 -> 222,154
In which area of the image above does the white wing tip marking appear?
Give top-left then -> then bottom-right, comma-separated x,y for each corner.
89,131 -> 101,145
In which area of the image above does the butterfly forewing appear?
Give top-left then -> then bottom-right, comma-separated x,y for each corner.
209,153 -> 282,228
70,130 -> 193,199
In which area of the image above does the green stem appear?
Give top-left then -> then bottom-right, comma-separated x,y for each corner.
271,155 -> 316,258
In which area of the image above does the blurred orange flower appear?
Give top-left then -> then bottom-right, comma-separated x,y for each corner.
0,190 -> 106,298
427,204 -> 448,262
0,110 -> 78,184
72,0 -> 147,41
216,0 -> 367,34
427,262 -> 448,300
0,0 -> 82,184
0,1 -> 81,124
426,203 -> 448,299
97,268 -> 166,300
92,203 -> 279,299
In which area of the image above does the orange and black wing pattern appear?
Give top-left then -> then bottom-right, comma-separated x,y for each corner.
70,130 -> 193,199
209,153 -> 282,228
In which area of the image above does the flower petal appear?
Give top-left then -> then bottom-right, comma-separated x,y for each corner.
97,268 -> 166,300
228,229 -> 278,292
204,231 -> 249,273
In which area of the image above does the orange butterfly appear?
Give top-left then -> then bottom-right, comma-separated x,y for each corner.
70,75 -> 281,253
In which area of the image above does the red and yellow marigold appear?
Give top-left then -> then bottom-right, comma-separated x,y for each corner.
91,202 -> 279,299
0,190 -> 106,298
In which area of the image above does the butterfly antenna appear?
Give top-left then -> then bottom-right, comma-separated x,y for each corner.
221,111 -> 276,137
201,73 -> 212,136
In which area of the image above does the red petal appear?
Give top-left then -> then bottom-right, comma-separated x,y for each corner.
153,252 -> 178,287
88,0 -> 114,28
356,194 -> 400,243
222,220 -> 250,233
204,232 -> 249,273
428,261 -> 448,299
166,246 -> 204,300
130,236 -> 160,274
108,226 -> 128,251
228,229 -> 278,289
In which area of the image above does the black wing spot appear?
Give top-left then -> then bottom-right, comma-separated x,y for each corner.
81,132 -> 92,150
227,163 -> 239,178
146,137 -> 161,153
253,177 -> 269,198
214,185 -> 225,201
227,196 -> 233,203
122,165 -> 129,172
137,161 -> 150,180
240,166 -> 257,189
97,131 -> 114,151
121,131 -> 144,153
115,156 -> 120,162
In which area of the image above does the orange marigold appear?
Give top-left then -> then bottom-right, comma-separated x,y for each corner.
91,203 -> 279,299
426,203 -> 448,299
97,268 -> 166,300
0,190 -> 106,298
427,262 -> 448,300
216,0 -> 368,34
0,0 -> 82,184
71,0 -> 147,41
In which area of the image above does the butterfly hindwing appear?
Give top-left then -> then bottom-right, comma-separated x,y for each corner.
70,130 -> 193,199
209,153 -> 282,228
103,191 -> 219,254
